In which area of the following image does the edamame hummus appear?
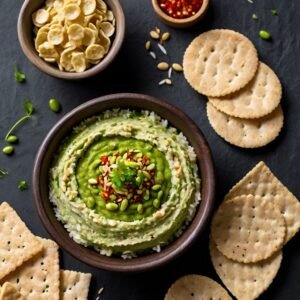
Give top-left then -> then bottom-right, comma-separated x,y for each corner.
49,109 -> 201,258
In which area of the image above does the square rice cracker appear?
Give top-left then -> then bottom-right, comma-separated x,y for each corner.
60,270 -> 92,300
209,238 -> 282,300
225,161 -> 300,243
1,238 -> 60,300
0,202 -> 43,281
0,282 -> 24,300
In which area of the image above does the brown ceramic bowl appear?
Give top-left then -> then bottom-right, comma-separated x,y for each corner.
17,0 -> 125,80
152,0 -> 210,28
32,93 -> 215,272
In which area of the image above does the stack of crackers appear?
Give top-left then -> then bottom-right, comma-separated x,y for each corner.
209,162 -> 300,299
0,202 -> 91,300
183,29 -> 284,148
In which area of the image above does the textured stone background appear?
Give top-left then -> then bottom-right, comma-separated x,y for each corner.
0,0 -> 299,299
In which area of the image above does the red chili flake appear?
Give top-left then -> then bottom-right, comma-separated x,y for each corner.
101,156 -> 108,164
158,0 -> 203,19
127,152 -> 132,158
98,177 -> 104,186
142,156 -> 149,165
101,192 -> 109,200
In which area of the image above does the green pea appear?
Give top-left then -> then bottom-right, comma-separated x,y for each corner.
120,199 -> 129,211
49,98 -> 61,113
153,199 -> 161,209
144,190 -> 150,201
158,190 -> 163,200
106,202 -> 118,211
259,30 -> 271,40
136,176 -> 142,186
109,194 -> 117,201
6,135 -> 18,143
152,184 -> 161,191
137,203 -> 144,214
2,146 -> 14,155
146,163 -> 155,171
136,152 -> 143,158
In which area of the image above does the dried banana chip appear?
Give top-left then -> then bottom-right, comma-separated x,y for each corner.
38,42 -> 59,58
96,0 -> 107,12
35,32 -> 48,50
99,21 -> 114,37
48,27 -> 64,45
67,23 -> 84,41
82,28 -> 96,46
45,0 -> 55,8
82,0 -> 96,15
44,57 -> 57,63
85,44 -> 105,60
107,10 -> 114,21
64,4 -> 81,20
60,47 -> 76,71
71,52 -> 87,72
98,29 -> 111,52
32,9 -> 50,26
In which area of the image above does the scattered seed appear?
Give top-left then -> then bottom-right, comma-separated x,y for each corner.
6,135 -> 18,144
252,14 -> 258,20
259,30 -> 271,40
165,79 -> 172,85
157,43 -> 167,55
149,51 -> 157,59
2,146 -> 14,155
157,62 -> 169,71
172,63 -> 183,72
159,79 -> 166,86
97,287 -> 104,295
145,40 -> 151,51
168,67 -> 172,78
161,32 -> 170,43
155,27 -> 161,34
150,31 -> 160,40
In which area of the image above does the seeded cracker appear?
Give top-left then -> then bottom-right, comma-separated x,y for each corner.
164,274 -> 232,300
1,238 -> 60,300
211,195 -> 286,263
0,282 -> 24,300
183,29 -> 258,97
0,202 -> 43,281
225,161 -> 300,243
209,62 -> 282,119
210,238 -> 282,300
60,270 -> 92,300
207,102 -> 284,148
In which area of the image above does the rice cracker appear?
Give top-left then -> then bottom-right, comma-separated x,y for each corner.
209,62 -> 282,119
60,270 -> 91,300
207,102 -> 284,148
164,274 -> 232,300
183,29 -> 258,97
0,202 -> 43,281
225,161 -> 300,243
0,282 -> 24,300
209,239 -> 282,300
211,195 -> 286,263
1,238 -> 60,300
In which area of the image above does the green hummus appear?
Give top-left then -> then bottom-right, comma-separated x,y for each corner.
49,109 -> 201,257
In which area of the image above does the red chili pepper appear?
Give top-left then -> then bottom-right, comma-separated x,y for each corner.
127,152 -> 132,158
98,177 -> 104,186
101,192 -> 109,200
158,0 -> 203,19
142,156 -> 149,165
101,156 -> 108,164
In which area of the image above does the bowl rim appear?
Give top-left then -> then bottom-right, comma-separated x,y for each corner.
151,0 -> 210,26
17,0 -> 125,80
32,93 -> 215,272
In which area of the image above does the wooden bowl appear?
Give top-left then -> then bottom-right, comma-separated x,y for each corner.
32,93 -> 215,272
17,0 -> 125,80
152,0 -> 210,28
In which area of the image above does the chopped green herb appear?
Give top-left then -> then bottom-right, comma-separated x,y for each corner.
14,66 -> 26,83
252,14 -> 258,20
271,9 -> 278,15
18,180 -> 28,191
259,30 -> 272,40
2,146 -> 14,155
0,169 -> 8,179
5,101 -> 35,141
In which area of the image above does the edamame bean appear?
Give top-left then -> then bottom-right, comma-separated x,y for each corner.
120,199 -> 129,211
49,98 -> 61,113
6,135 -> 18,143
137,203 -> 144,214
259,30 -> 271,40
152,184 -> 161,191
146,163 -> 155,171
2,146 -> 14,155
109,194 -> 117,201
153,199 -> 161,209
158,190 -> 163,200
106,203 -> 118,211
144,190 -> 150,201
88,178 -> 98,185
86,197 -> 95,209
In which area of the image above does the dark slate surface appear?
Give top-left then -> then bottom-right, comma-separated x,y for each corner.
0,0 -> 299,299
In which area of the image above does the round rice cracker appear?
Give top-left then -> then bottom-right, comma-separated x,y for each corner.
183,29 -> 258,97
209,62 -> 282,119
207,102 -> 284,148
209,238 -> 282,300
164,274 -> 232,300
211,195 -> 286,263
